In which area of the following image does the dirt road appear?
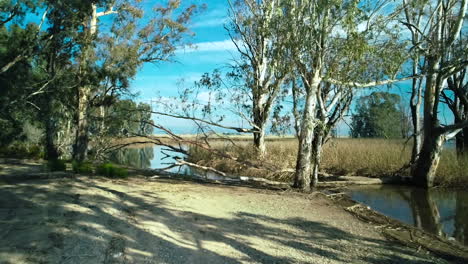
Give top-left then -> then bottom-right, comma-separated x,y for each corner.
0,174 -> 448,263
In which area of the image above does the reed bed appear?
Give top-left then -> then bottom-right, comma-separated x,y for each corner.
188,138 -> 468,187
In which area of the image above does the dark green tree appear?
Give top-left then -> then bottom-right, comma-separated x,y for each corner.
351,92 -> 407,139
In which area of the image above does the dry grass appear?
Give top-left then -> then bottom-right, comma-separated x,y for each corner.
188,138 -> 468,187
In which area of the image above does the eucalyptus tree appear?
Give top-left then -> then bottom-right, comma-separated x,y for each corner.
351,92 -> 407,139
311,83 -> 353,185
402,0 -> 424,169
442,68 -> 467,157
0,0 -> 68,154
72,0 -> 197,161
226,0 -> 289,156
283,0 -> 408,190
0,0 -> 45,74
403,0 -> 467,187
440,36 -> 468,157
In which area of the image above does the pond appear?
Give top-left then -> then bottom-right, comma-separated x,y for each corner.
109,145 -> 240,181
347,185 -> 468,246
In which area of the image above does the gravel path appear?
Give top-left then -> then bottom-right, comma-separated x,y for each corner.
0,175 -> 449,264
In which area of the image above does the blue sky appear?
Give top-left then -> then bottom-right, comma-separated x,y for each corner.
21,0 -> 455,136
133,0 -> 234,101
130,0 -> 455,136
131,0 -> 244,134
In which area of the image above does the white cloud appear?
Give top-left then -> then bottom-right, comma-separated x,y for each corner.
177,40 -> 238,53
192,17 -> 228,28
197,91 -> 212,103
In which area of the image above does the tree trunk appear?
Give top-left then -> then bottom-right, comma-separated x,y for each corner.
253,125 -> 266,156
292,79 -> 301,138
293,77 -> 319,191
412,127 -> 445,188
412,57 -> 443,188
459,127 -> 468,157
72,4 -> 98,162
73,86 -> 91,161
456,129 -> 464,156
410,66 -> 423,170
311,130 -> 323,188
252,93 -> 270,157
45,118 -> 59,160
43,100 -> 59,160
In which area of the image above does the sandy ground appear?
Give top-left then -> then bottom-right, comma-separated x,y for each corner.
0,164 -> 450,264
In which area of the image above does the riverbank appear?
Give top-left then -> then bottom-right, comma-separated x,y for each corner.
0,161 -> 454,263
187,138 -> 468,188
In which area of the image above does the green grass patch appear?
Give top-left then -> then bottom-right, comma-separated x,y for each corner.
72,160 -> 94,174
96,163 -> 128,178
47,159 -> 67,172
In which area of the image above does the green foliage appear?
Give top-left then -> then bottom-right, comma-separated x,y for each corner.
96,163 -> 128,178
47,159 -> 66,172
0,142 -> 44,159
72,160 -> 94,174
28,144 -> 43,158
1,0 -> 197,160
351,92 -> 407,139
94,100 -> 154,137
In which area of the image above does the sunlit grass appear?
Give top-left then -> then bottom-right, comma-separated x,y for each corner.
188,138 -> 468,187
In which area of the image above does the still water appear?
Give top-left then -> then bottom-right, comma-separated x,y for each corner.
348,185 -> 468,246
110,145 -> 238,181
110,145 -> 468,246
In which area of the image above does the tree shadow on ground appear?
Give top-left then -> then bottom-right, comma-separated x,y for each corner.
0,177 -> 446,264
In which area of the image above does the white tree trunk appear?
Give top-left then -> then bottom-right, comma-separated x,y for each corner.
413,58 -> 443,187
293,75 -> 320,191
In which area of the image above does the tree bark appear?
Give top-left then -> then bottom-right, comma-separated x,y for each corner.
253,124 -> 266,156
456,129 -> 464,156
311,129 -> 323,188
293,76 -> 320,191
72,4 -> 98,161
412,129 -> 445,188
44,99 -> 59,160
412,56 -> 444,188
252,95 -> 268,156
73,86 -> 91,161
410,66 -> 423,170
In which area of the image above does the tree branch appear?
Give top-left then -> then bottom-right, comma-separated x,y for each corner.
324,75 -> 420,88
151,110 -> 259,133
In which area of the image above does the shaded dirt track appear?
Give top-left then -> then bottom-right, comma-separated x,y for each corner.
0,175 -> 450,263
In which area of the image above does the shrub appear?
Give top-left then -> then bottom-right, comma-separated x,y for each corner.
96,163 -> 128,178
0,142 -> 44,159
28,145 -> 43,159
47,159 -> 67,171
72,160 -> 94,174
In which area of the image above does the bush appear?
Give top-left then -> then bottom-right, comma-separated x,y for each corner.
28,145 -> 43,159
96,163 -> 128,178
47,159 -> 67,172
0,142 -> 44,159
72,160 -> 94,174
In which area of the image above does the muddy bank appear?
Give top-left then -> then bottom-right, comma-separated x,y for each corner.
323,190 -> 468,263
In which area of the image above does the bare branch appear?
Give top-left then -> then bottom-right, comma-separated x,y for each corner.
151,110 -> 259,133
324,75 -> 420,88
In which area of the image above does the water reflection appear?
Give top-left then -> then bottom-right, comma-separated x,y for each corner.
111,145 -> 242,181
109,146 -> 154,169
348,185 -> 468,246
